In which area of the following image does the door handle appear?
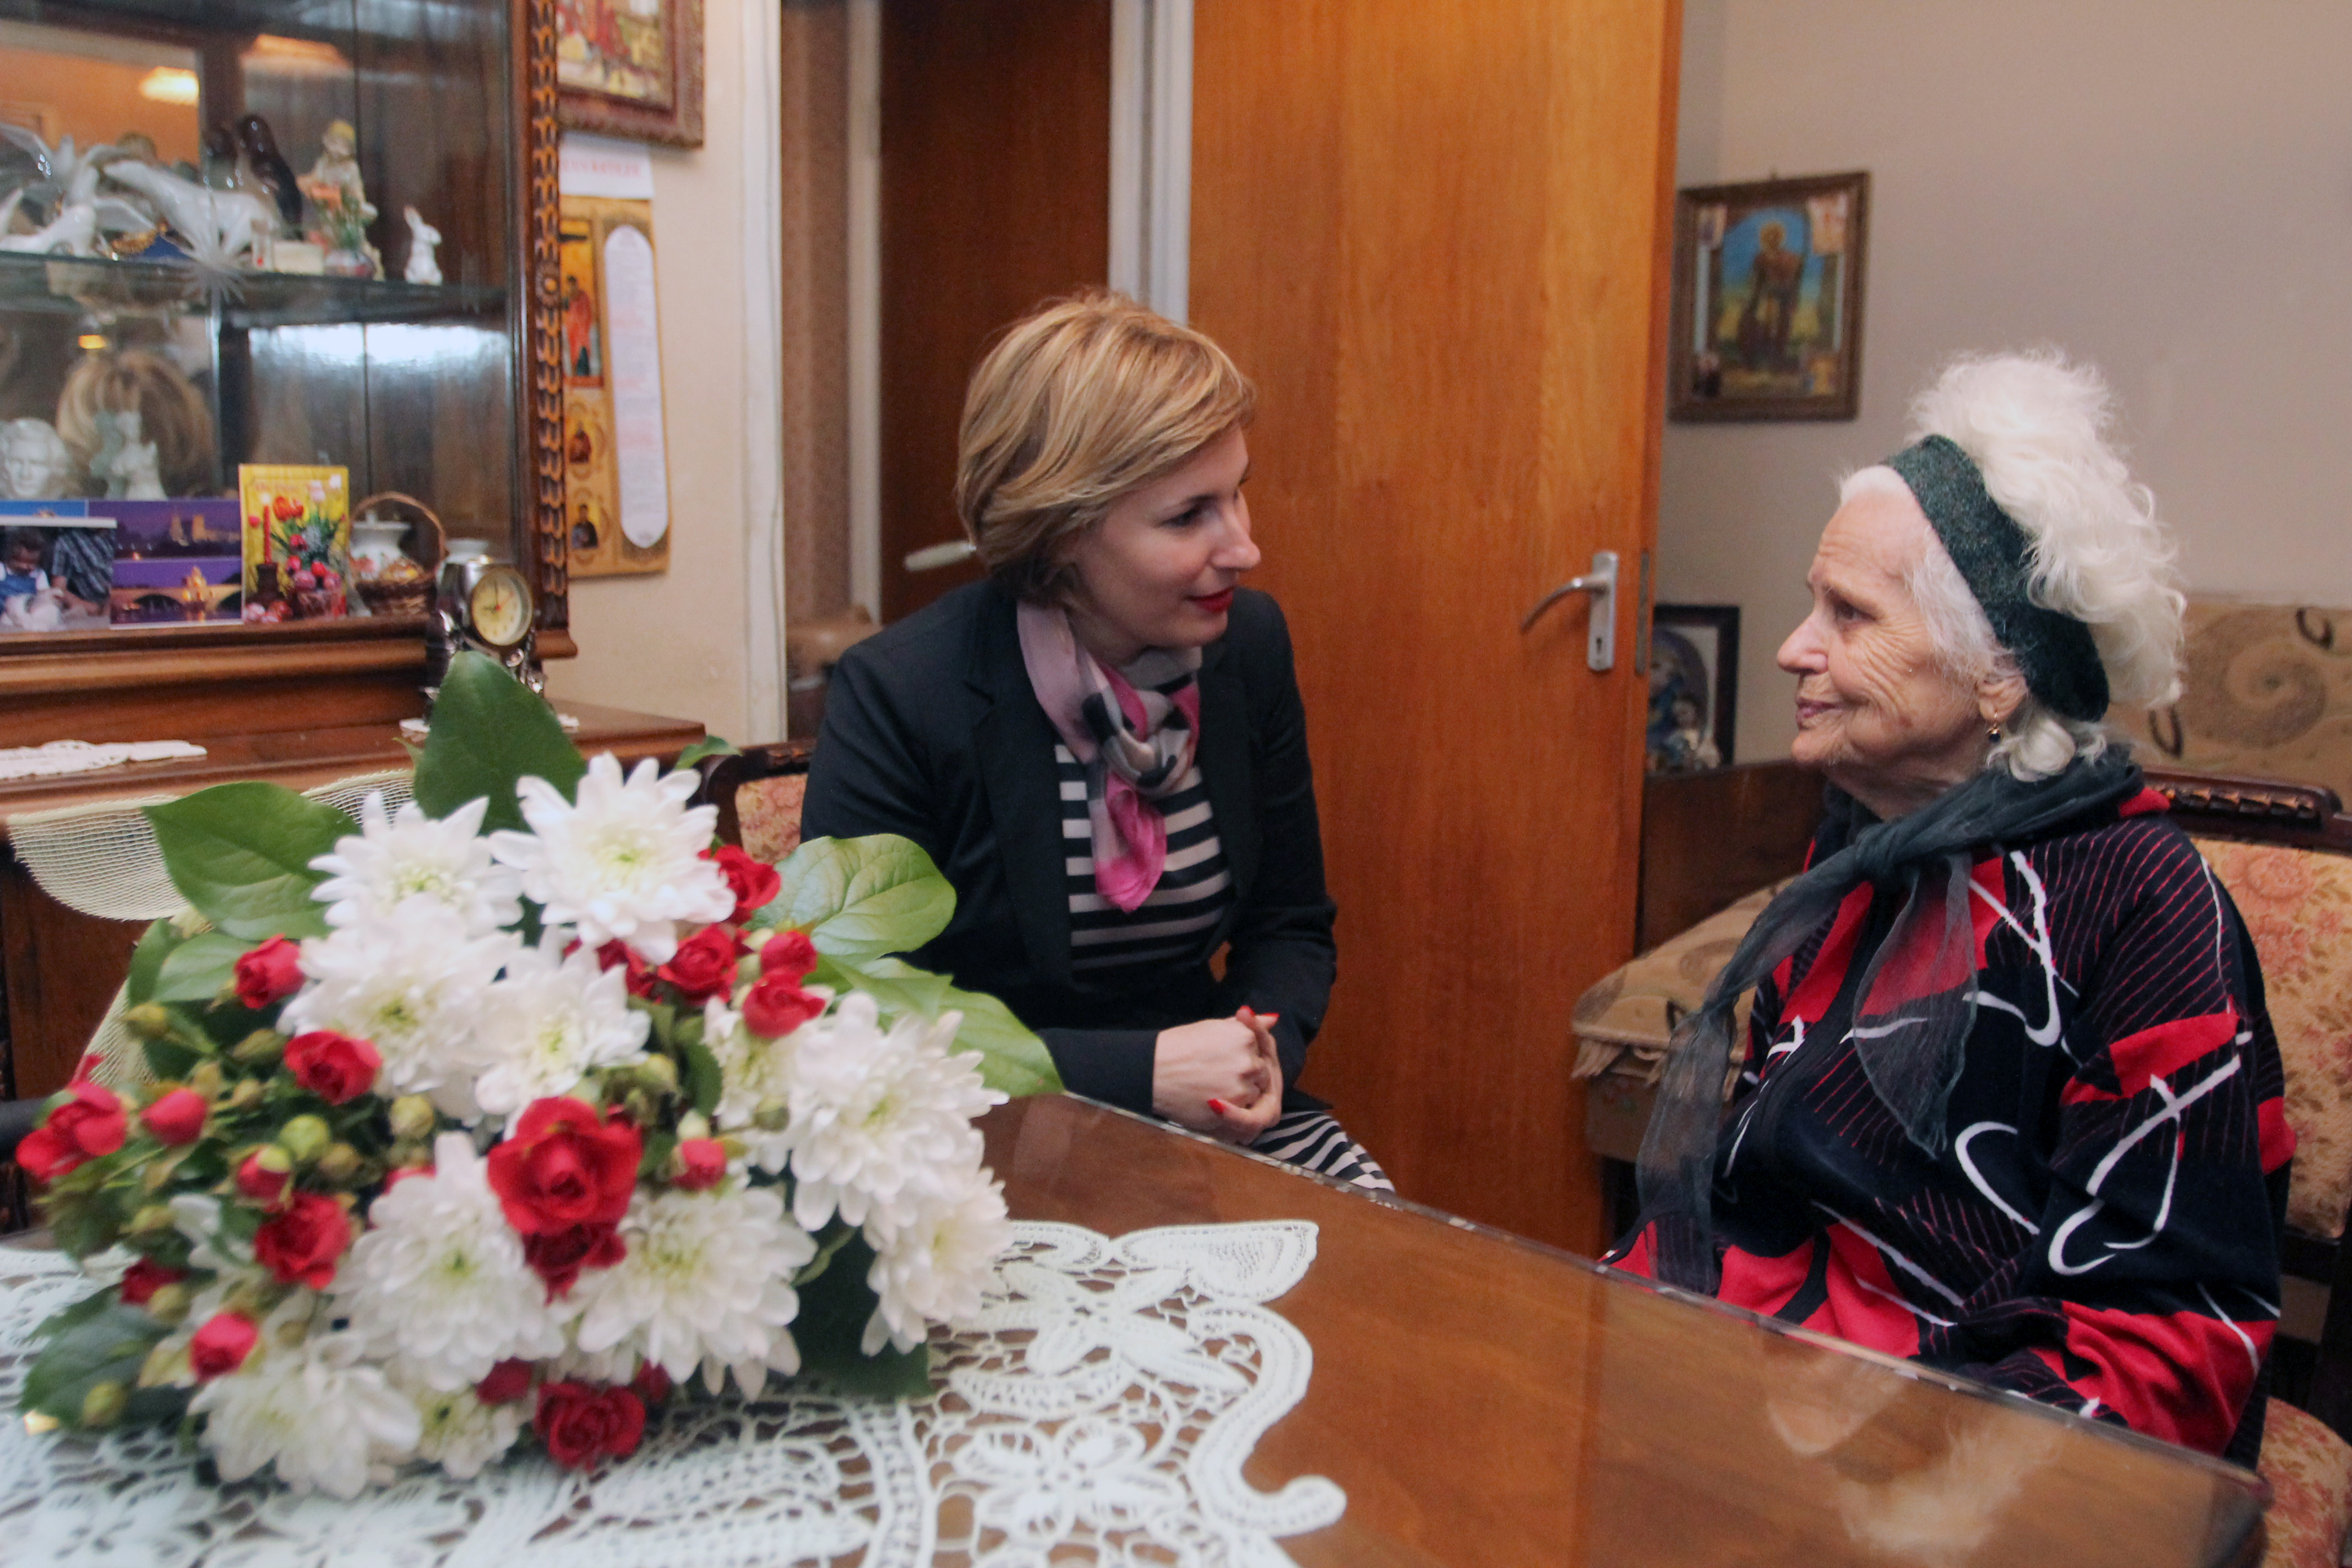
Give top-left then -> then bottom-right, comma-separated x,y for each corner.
1520,549 -> 1618,671
903,538 -> 977,571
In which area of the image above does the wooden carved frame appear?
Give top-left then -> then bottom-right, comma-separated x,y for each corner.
554,0 -> 705,149
520,0 -> 571,633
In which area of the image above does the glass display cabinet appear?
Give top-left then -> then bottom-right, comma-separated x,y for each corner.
0,0 -> 569,741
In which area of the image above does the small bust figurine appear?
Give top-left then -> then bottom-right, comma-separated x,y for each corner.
0,420 -> 75,500
403,206 -> 443,285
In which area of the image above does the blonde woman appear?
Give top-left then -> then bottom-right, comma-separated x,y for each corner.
804,292 -> 1385,1189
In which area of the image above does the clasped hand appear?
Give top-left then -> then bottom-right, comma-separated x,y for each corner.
1152,1008 -> 1282,1145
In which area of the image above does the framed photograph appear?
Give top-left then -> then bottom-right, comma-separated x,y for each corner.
1669,171 -> 1868,422
1648,604 -> 1740,774
556,0 -> 705,149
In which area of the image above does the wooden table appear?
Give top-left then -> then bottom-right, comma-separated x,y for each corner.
0,701 -> 705,1112
984,1094 -> 2270,1568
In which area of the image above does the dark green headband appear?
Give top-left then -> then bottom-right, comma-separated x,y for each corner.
1883,434 -> 2109,722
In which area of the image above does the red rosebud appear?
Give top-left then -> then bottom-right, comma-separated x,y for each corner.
253,1192 -> 352,1289
758,929 -> 819,984
476,1358 -> 535,1405
236,1149 -> 293,1210
741,974 -> 824,1039
703,846 -> 782,924
594,940 -> 661,1000
233,935 -> 306,1010
283,1030 -> 382,1105
486,1097 -> 642,1239
190,1311 -> 259,1379
655,924 -> 744,1005
119,1257 -> 187,1306
632,1363 -> 672,1405
139,1087 -> 209,1146
18,1080 -> 129,1184
672,1139 -> 726,1191
521,1221 -> 627,1300
535,1381 -> 646,1470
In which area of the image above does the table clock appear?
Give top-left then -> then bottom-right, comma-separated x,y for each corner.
425,541 -> 542,692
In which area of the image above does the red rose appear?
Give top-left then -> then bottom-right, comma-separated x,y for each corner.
253,1192 -> 352,1288
190,1311 -> 259,1379
119,1257 -> 187,1306
594,940 -> 661,1000
758,929 -> 819,984
476,1358 -> 535,1405
18,1080 -> 128,1184
486,1098 -> 643,1237
139,1087 -> 208,1146
742,975 -> 824,1039
237,1148 -> 293,1209
672,1139 -> 726,1191
655,924 -> 744,1005
233,935 -> 306,1009
535,1381 -> 646,1470
283,1030 -> 382,1104
632,1363 -> 672,1405
521,1221 -> 627,1299
703,846 -> 782,924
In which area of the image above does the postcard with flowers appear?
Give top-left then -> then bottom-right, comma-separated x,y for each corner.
239,465 -> 351,622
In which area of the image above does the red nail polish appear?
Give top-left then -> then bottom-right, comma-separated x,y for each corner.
1208,1098 -> 1231,1115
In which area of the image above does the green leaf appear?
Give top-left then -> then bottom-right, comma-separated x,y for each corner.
770,836 -> 956,961
149,932 -> 251,1004
937,982 -> 1063,1097
815,955 -> 950,1021
412,650 -> 586,835
124,918 -> 184,1009
672,735 -> 741,768
144,784 -> 354,940
680,1038 -> 723,1118
20,1294 -> 177,1429
791,1231 -> 935,1399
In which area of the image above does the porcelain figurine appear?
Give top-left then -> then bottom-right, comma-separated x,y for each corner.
402,206 -> 442,284
0,420 -> 75,500
104,159 -> 277,268
235,115 -> 303,230
93,412 -> 164,500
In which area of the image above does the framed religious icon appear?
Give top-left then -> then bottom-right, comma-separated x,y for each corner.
1647,604 -> 1739,774
556,0 -> 706,148
1669,171 -> 1869,422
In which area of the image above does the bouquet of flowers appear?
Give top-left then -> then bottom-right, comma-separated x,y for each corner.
13,654 -> 1059,1496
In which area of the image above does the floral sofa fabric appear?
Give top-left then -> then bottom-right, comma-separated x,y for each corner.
736,773 -> 807,867
2115,601 -> 2352,807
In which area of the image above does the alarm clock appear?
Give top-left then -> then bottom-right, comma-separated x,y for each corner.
426,541 -> 540,690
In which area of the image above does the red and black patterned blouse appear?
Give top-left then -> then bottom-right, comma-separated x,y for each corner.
1611,786 -> 2293,1462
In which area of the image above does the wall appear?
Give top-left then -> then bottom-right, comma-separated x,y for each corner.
1661,0 -> 2352,764
546,0 -> 784,744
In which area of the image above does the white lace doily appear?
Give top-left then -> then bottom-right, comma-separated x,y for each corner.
0,1221 -> 1344,1565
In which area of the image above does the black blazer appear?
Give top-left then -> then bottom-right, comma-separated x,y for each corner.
801,580 -> 1337,1114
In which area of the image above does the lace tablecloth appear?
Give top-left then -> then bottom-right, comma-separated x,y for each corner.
0,1221 -> 1345,1566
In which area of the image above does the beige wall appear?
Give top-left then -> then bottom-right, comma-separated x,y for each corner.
546,0 -> 774,744
1662,0 -> 2352,764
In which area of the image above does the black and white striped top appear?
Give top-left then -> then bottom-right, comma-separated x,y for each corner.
1057,744 -> 1234,972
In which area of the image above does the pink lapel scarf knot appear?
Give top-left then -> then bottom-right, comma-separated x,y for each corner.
1016,600 -> 1203,912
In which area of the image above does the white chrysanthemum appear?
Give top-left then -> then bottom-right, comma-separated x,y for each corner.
472,939 -> 651,1120
570,1184 -> 816,1393
862,1169 -> 1012,1354
786,994 -> 1006,1234
395,1368 -> 526,1480
337,1134 -> 567,1389
280,901 -> 516,1114
486,753 -> 732,963
190,1328 -> 422,1498
702,997 -> 814,1172
309,792 -> 522,934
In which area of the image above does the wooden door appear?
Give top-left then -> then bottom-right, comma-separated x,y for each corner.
878,0 -> 1110,623
1191,0 -> 1680,1253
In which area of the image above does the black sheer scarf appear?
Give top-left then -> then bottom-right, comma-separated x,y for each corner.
1633,753 -> 2146,1292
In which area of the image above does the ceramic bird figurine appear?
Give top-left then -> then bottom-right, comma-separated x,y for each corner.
235,115 -> 302,230
104,159 -> 277,269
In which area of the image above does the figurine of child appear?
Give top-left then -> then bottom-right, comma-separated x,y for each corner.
403,206 -> 442,285
307,121 -> 373,222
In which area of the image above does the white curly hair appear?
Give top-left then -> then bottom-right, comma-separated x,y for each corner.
1840,350 -> 2185,781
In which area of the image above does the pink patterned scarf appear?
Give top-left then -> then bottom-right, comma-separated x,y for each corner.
1016,600 -> 1203,912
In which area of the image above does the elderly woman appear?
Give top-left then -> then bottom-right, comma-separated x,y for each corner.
803,291 -> 1385,1188
1609,352 -> 2290,1463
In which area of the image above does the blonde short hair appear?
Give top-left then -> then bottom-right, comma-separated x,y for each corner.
956,291 -> 1254,602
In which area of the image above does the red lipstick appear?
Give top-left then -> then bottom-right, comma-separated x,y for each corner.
1191,589 -> 1234,614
